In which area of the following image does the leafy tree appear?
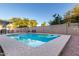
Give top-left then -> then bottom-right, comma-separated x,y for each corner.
29,19 -> 38,27
41,22 -> 46,26
18,18 -> 29,28
9,17 -> 38,28
72,5 -> 79,23
9,18 -> 21,28
64,5 -> 79,23
64,5 -> 79,28
49,14 -> 63,25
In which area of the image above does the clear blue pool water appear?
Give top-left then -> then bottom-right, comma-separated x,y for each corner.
7,33 -> 59,47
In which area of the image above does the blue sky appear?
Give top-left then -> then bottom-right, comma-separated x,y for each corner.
0,3 -> 75,26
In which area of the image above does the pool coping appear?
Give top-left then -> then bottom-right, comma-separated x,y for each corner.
0,33 -> 71,56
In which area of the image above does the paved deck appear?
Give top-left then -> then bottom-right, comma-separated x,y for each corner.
0,45 -> 5,56
0,34 -> 70,56
61,35 -> 79,56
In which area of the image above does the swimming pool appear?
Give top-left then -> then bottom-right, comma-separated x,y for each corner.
7,33 -> 59,47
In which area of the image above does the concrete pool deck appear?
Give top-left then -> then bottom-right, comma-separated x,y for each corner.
0,34 -> 71,56
60,35 -> 79,56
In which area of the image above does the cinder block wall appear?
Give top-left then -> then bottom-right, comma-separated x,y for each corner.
14,23 -> 79,35
30,23 -> 79,35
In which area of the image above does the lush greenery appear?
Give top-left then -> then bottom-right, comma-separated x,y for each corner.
49,5 -> 79,25
0,18 -> 38,30
9,18 -> 38,28
49,14 -> 65,25
41,22 -> 46,26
